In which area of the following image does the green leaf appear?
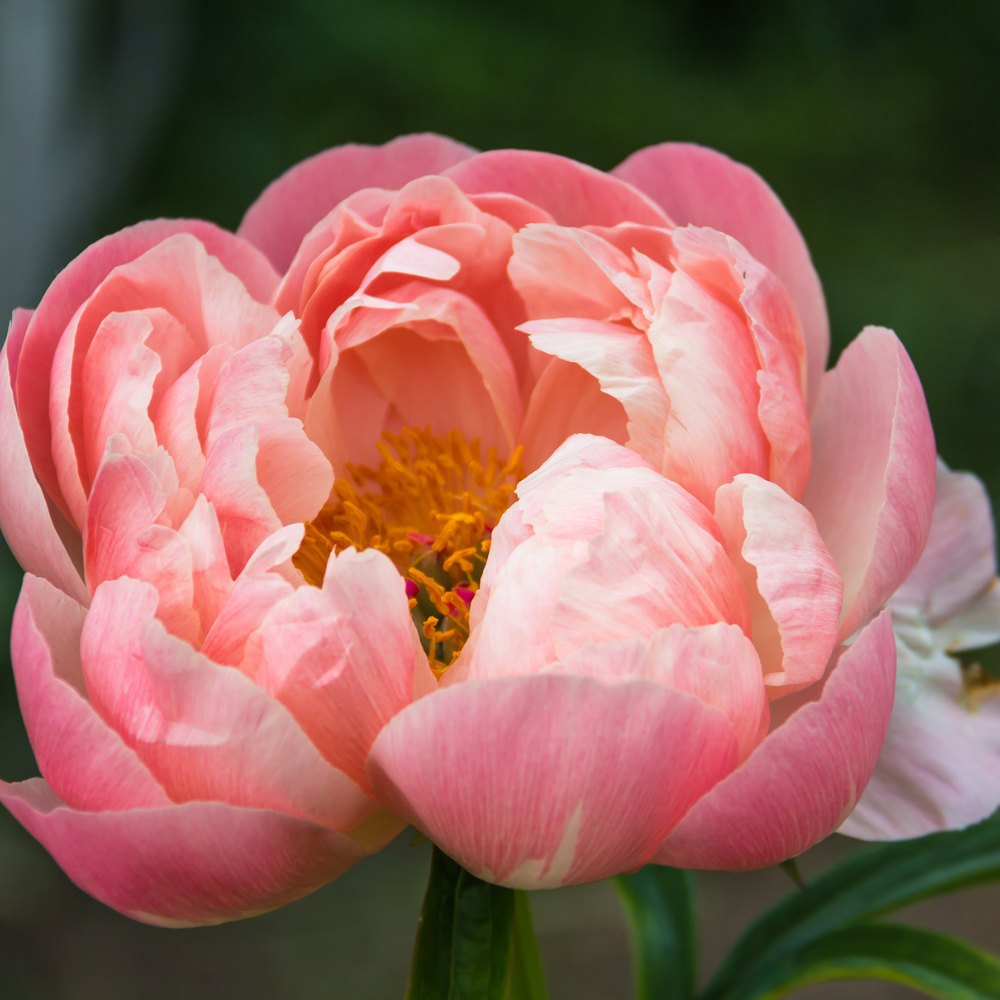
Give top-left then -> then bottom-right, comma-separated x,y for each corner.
507,891 -> 550,1000
407,846 -> 516,1000
614,865 -> 698,1000
724,923 -> 1000,1000
702,811 -> 1000,1000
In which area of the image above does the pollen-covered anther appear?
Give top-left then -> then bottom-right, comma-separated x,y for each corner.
293,426 -> 523,676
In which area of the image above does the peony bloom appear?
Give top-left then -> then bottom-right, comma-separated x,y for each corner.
0,135 -> 941,925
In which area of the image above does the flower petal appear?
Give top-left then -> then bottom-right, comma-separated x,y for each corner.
248,547 -> 434,794
612,143 -> 828,408
444,150 -> 671,228
715,475 -> 842,694
11,575 -> 169,810
16,221 -> 277,513
653,610 -> 895,870
80,577 -> 373,831
0,778 -> 373,926
367,674 -> 738,888
803,327 -> 936,642
238,134 -> 478,273
0,322 -> 88,603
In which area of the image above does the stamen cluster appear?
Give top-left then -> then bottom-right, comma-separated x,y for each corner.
294,427 -> 523,675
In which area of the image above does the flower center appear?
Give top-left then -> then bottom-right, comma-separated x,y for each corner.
293,427 -> 523,676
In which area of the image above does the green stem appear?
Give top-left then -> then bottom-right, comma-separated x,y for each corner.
406,846 -> 549,1000
507,891 -> 550,1000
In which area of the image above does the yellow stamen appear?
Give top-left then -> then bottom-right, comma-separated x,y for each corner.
293,427 -> 522,677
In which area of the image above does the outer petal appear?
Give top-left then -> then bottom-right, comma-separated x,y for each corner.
0,322 -> 88,603
803,327 -> 936,642
551,624 -> 769,762
368,674 -> 738,888
11,575 -> 169,810
653,611 -> 895,871
715,475 -> 842,693
0,779 -> 372,926
17,220 -> 277,510
612,143 -> 828,408
238,134 -> 478,273
444,150 -> 672,228
80,578 -> 373,831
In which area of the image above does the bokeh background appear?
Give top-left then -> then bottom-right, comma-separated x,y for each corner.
1,1 -> 999,996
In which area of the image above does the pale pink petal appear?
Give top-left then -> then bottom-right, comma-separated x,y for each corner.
238,134 -> 477,272
893,461 -> 997,625
15,221 -> 277,509
80,577 -> 373,830
201,571 -> 294,669
654,610 -> 895,870
254,419 -> 334,524
803,327 -> 936,642
613,143 -> 829,408
444,150 -> 671,228
0,328 -> 88,603
177,496 -> 233,635
469,467 -> 750,680
715,475 -> 842,694
12,575 -> 169,810
519,359 -> 629,473
368,674 -> 737,888
83,443 -> 200,643
0,779 -> 373,926
248,548 -> 433,794
522,318 -> 668,468
551,623 -> 768,761
840,639 -> 1000,840
646,267 -> 770,505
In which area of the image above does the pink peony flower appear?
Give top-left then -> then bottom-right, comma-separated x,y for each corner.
0,134 -> 940,925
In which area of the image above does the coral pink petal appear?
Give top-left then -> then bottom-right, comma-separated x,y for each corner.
0,331 -> 88,604
522,318 -> 668,468
15,221 -> 277,505
519,359 -> 629,473
200,423 -> 283,577
238,134 -> 477,272
613,143 -> 829,408
715,475 -> 842,693
509,225 -> 638,322
12,575 -> 169,810
803,327 -> 936,642
444,150 -> 671,228
647,268 -> 769,505
81,310 -> 168,482
84,444 -> 200,643
368,674 -> 738,888
80,577 -> 372,830
0,779 -> 370,926
653,611 -> 895,870
250,548 -> 434,793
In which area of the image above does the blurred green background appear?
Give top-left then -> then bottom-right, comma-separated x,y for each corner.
2,0 -> 1000,996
